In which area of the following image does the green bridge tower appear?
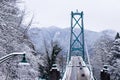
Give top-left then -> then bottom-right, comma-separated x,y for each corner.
69,10 -> 85,61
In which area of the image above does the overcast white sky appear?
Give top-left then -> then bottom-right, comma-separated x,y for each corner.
24,0 -> 120,32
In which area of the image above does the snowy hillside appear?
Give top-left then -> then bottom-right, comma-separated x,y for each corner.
0,0 -> 39,79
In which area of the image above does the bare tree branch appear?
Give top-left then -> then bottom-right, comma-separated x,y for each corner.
23,14 -> 34,35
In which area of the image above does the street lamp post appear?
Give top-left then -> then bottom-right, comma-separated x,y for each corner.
0,52 -> 29,65
0,52 -> 31,80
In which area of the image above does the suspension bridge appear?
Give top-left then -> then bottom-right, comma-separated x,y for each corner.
62,10 -> 95,80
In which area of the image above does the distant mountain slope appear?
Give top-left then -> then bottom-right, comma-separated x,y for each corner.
27,26 -> 117,54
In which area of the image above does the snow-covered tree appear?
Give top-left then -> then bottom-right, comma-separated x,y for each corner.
0,0 -> 38,80
108,33 -> 120,80
115,32 -> 120,40
38,43 -> 61,79
91,33 -> 114,80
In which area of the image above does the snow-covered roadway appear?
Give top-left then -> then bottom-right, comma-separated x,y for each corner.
62,56 -> 94,80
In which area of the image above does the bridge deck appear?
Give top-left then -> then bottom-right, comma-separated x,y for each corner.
62,56 -> 93,80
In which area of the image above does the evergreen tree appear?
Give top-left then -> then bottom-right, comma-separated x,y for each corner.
115,32 -> 120,40
108,38 -> 120,80
38,44 -> 61,79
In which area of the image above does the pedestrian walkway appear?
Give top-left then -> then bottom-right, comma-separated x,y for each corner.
62,56 -> 93,80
